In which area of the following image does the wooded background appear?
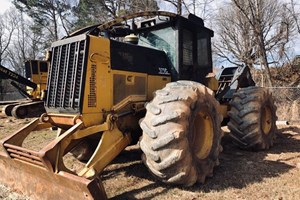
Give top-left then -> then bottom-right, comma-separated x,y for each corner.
0,0 -> 300,98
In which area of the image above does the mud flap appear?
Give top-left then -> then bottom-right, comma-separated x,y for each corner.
0,152 -> 107,200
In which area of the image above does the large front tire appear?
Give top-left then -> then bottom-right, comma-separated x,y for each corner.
140,81 -> 223,186
228,86 -> 277,150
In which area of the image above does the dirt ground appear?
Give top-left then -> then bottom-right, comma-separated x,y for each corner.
1,114 -> 300,200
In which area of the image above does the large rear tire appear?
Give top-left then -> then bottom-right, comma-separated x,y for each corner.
228,86 -> 277,150
140,81 -> 223,186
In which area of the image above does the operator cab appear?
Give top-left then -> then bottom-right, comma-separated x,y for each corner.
136,14 -> 214,83
25,60 -> 48,80
24,60 -> 49,95
100,13 -> 214,84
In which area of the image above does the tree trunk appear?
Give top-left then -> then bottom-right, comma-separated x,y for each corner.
177,0 -> 182,15
0,59 -> 2,101
254,0 -> 273,86
51,7 -> 58,41
259,40 -> 273,87
0,79 -> 3,101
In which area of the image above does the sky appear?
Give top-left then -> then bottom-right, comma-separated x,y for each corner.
0,0 -> 12,14
0,0 -> 300,60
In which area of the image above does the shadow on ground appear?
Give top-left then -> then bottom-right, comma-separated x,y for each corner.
102,126 -> 300,199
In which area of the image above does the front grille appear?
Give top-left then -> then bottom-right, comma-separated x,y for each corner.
46,35 -> 88,113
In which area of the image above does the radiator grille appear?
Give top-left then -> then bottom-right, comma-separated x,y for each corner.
46,35 -> 88,113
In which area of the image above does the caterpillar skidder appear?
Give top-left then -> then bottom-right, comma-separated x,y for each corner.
0,11 -> 277,199
0,60 -> 48,118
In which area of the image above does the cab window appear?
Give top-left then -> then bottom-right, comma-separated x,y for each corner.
197,35 -> 209,67
31,60 -> 39,74
40,62 -> 48,72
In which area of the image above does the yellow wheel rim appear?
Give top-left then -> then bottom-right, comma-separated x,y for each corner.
192,110 -> 214,159
261,105 -> 272,135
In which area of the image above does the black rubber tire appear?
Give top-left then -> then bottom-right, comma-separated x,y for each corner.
140,81 -> 223,186
11,106 -> 28,119
228,86 -> 277,150
2,104 -> 17,116
11,101 -> 45,118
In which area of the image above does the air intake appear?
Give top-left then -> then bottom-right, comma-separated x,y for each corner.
46,35 -> 88,113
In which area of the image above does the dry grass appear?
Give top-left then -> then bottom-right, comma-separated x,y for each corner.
1,114 -> 300,200
103,127 -> 300,200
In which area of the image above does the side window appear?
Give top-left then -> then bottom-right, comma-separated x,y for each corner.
25,61 -> 31,78
197,34 -> 209,66
31,60 -> 38,74
138,27 -> 178,71
40,62 -> 48,72
182,29 -> 193,66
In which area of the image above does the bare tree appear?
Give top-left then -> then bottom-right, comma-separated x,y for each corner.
186,0 -> 215,20
0,9 -> 18,64
6,10 -> 45,76
214,4 -> 256,68
97,0 -> 122,18
160,0 -> 215,19
159,0 -> 184,15
214,0 -> 295,86
0,8 -> 19,100
287,0 -> 300,34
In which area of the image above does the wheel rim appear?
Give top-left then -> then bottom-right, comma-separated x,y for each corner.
192,110 -> 213,159
261,105 -> 272,135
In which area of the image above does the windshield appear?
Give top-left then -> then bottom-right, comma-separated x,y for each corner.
138,27 -> 177,71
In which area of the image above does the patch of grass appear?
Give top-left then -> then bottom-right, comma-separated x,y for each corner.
1,119 -> 300,199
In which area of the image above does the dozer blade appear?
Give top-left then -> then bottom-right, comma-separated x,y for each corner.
0,151 -> 107,200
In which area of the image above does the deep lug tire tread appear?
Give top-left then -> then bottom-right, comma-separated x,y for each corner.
228,86 -> 277,150
140,81 -> 223,186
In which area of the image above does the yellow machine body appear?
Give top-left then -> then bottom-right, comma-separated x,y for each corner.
25,60 -> 49,100
0,33 -> 171,199
79,36 -> 170,126
0,11 -> 239,199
